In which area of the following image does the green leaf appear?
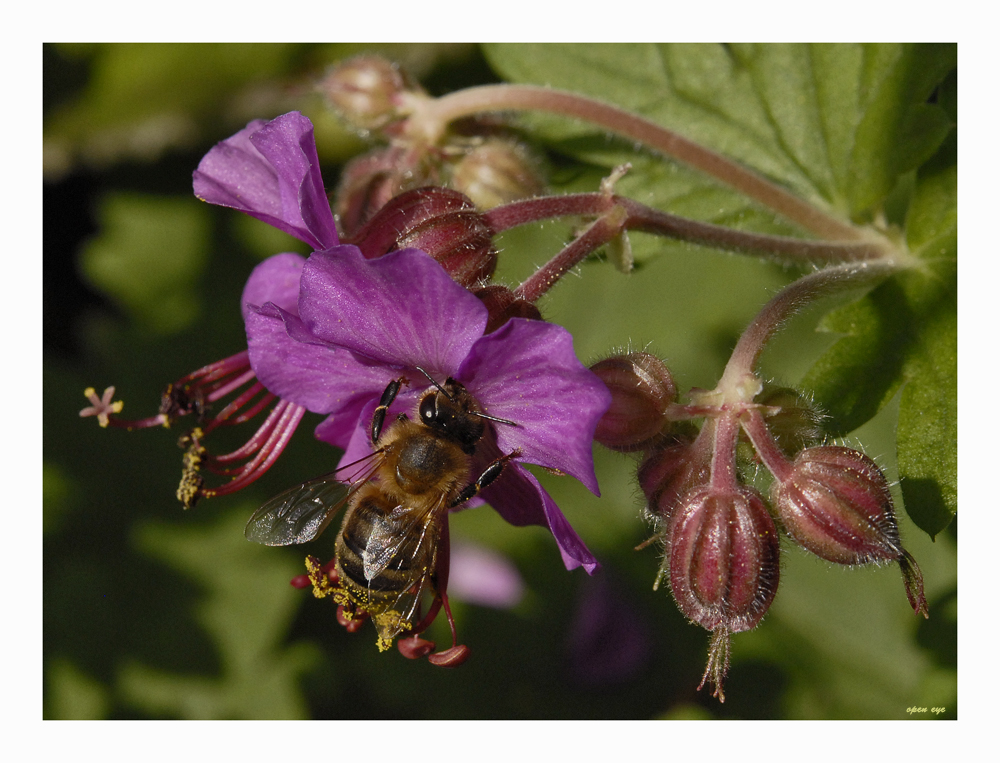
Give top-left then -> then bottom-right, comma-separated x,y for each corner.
485,43 -> 954,223
487,43 -> 957,538
802,151 -> 956,537
44,43 -> 302,175
118,510 -> 319,719
80,192 -> 210,335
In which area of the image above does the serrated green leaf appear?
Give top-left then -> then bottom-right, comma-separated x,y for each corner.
488,43 -> 957,538
485,43 -> 954,225
845,44 -> 955,217
803,154 -> 956,537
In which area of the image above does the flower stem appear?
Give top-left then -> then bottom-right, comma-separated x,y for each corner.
487,193 -> 889,268
740,409 -> 794,483
414,84 -> 865,241
719,260 -> 899,391
514,205 -> 627,302
710,413 -> 741,493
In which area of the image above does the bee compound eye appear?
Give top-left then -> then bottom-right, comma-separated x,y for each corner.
419,394 -> 437,424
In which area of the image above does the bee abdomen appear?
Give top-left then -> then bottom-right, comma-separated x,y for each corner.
336,492 -> 424,596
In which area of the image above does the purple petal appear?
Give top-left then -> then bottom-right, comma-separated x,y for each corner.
241,253 -> 305,321
193,112 -> 338,251
314,413 -> 363,452
298,246 -> 487,377
318,387 -> 420,458
244,302 -> 395,417
447,543 -> 525,609
481,458 -> 599,574
458,318 -> 611,494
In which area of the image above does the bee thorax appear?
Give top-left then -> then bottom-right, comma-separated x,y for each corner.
390,429 -> 469,497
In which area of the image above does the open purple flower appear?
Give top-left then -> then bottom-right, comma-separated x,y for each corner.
190,111 -> 611,571
243,244 -> 611,573
85,109 -> 609,580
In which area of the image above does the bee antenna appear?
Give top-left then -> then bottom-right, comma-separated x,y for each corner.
414,366 -> 452,398
472,411 -> 518,427
414,366 -> 517,427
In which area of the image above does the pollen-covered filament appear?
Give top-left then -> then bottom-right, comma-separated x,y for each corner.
82,350 -> 307,508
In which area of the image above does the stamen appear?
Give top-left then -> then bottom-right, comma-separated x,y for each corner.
83,350 -> 311,508
196,401 -> 306,500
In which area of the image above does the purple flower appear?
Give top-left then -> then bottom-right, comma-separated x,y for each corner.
242,244 -> 611,572
189,111 -> 612,572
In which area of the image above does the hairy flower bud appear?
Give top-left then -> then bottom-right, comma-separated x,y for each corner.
319,55 -> 416,131
346,186 -> 498,286
334,147 -> 433,237
638,434 -> 705,525
589,353 -> 677,452
450,139 -> 546,209
471,284 -> 542,334
772,446 -> 928,617
773,446 -> 901,565
753,386 -> 824,457
669,485 -> 780,634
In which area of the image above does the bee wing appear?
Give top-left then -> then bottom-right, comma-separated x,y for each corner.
245,452 -> 384,546
361,499 -> 441,581
364,497 -> 447,643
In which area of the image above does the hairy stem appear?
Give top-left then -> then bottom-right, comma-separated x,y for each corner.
514,205 -> 627,302
719,260 -> 899,390
412,84 -> 865,241
487,193 -> 889,268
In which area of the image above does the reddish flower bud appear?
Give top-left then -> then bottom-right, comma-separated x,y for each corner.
345,186 -> 497,287
772,445 -> 928,616
638,434 -> 707,524
589,353 -> 677,452
669,485 -> 780,634
449,139 -> 546,209
753,386 -> 824,458
772,446 -> 901,565
319,55 -> 417,131
470,284 -> 542,333
334,147 -> 433,238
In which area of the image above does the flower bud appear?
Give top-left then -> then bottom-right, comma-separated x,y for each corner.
772,445 -> 928,617
346,186 -> 498,287
772,446 -> 902,566
637,434 -> 705,523
753,386 -> 824,457
449,139 -> 546,209
334,147 -> 432,238
589,353 -> 677,452
669,485 -> 780,634
319,55 -> 417,131
470,284 -> 542,334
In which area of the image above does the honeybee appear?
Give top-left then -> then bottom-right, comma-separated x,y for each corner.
245,371 -> 518,652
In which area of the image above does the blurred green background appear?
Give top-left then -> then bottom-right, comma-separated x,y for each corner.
43,43 -> 956,720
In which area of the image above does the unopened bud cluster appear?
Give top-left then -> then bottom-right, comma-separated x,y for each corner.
339,186 -> 544,334
322,56 -> 546,236
595,352 -> 929,700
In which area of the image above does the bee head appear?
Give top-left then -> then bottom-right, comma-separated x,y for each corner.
418,382 -> 485,454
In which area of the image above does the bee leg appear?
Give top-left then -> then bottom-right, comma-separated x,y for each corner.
370,377 -> 407,444
449,449 -> 522,507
